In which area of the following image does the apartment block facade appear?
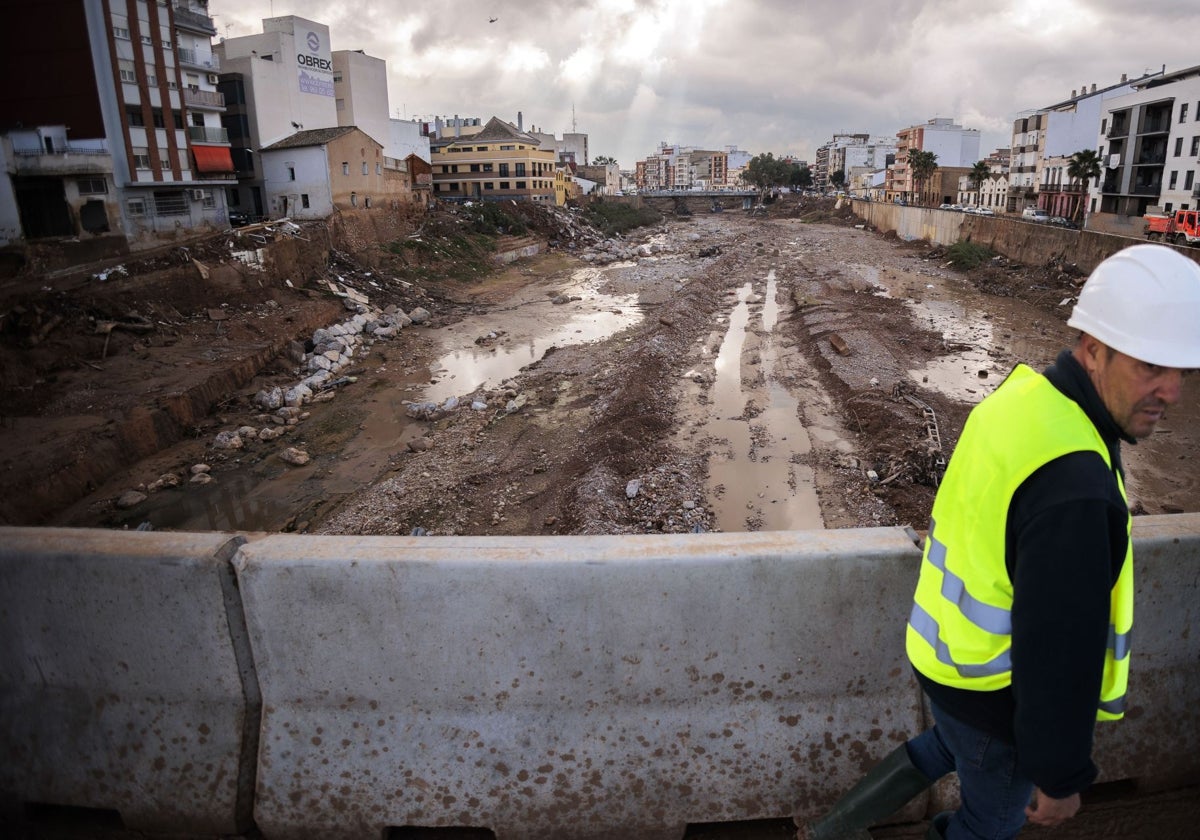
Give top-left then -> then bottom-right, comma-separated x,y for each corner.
430,117 -> 556,203
1,0 -> 235,250
1093,65 -> 1200,218
886,119 -> 980,203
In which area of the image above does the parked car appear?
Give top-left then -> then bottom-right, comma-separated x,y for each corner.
227,210 -> 251,228
975,208 -> 995,216
1022,207 -> 1050,222
1048,216 -> 1079,229
950,204 -> 965,212
939,203 -> 954,210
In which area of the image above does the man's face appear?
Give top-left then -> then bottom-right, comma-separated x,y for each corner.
1077,336 -> 1184,439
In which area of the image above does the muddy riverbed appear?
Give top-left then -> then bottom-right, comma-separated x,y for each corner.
21,206 -> 1197,536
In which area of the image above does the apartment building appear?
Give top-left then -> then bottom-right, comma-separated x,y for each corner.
430,117 -> 556,203
886,118 -> 980,203
815,133 -> 868,189
1,0 -> 235,250
1009,73 -> 1150,216
216,15 -> 339,219
1093,64 -> 1200,219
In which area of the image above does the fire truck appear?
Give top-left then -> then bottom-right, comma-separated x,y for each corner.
1144,208 -> 1200,247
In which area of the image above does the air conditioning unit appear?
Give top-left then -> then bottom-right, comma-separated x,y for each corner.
190,189 -> 206,200
206,73 -> 219,84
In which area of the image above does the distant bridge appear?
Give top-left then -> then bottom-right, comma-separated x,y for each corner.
612,190 -> 759,214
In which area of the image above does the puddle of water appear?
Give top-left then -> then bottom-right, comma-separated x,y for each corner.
698,271 -> 824,532
86,260 -> 645,533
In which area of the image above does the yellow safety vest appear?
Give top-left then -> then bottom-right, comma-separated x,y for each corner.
906,365 -> 1133,721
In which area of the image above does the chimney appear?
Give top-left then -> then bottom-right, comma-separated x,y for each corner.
1120,73 -> 1127,83
1091,83 -> 1097,93
518,111 -> 523,131
1071,89 -> 1077,98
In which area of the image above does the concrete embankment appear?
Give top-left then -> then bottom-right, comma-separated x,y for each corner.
2,516 -> 1197,838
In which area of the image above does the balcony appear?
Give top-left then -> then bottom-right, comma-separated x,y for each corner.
1106,123 -> 1129,138
1134,152 -> 1166,166
172,5 -> 216,35
176,47 -> 219,71
183,87 -> 225,109
1130,182 -> 1162,196
11,145 -> 113,176
188,125 -> 228,143
1138,118 -> 1170,135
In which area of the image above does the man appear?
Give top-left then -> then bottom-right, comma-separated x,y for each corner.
799,244 -> 1200,840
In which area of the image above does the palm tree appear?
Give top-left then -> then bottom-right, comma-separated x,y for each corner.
969,161 -> 991,207
1066,149 -> 1102,225
907,150 -> 939,206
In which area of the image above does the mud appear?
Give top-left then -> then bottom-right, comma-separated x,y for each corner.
4,200 -> 1198,537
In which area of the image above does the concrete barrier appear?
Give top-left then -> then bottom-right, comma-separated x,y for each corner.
1,516 -> 1196,838
0,529 -> 258,834
233,528 -> 927,840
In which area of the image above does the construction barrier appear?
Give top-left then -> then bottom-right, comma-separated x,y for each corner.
0,528 -> 257,834
1,515 -> 1197,838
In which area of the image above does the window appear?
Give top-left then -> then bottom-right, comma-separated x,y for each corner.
342,162 -> 350,175
500,181 -> 510,189
126,106 -> 145,127
132,148 -> 151,168
483,163 -> 493,172
1187,171 -> 1196,190
1175,137 -> 1184,156
202,191 -> 216,209
114,25 -> 130,39
516,181 -> 526,189
470,164 -> 480,172
153,190 -> 188,216
141,35 -> 153,46
484,182 -> 494,190
1192,136 -> 1200,156
1181,103 -> 1190,123
1169,171 -> 1178,189
301,194 -> 310,209
376,163 -> 381,175
333,73 -> 343,83
362,162 -> 368,175
77,178 -> 107,195
119,60 -> 136,83
146,72 -> 157,86
287,166 -> 296,181
500,145 -> 515,151
1166,202 -> 1174,212
498,163 -> 509,176
515,163 -> 526,176
336,98 -> 345,111
151,108 -> 164,128
127,197 -> 147,216
350,191 -> 357,206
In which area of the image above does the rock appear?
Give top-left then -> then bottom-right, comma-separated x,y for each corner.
551,295 -> 571,305
116,490 -> 147,509
284,385 -> 312,407
190,463 -> 211,475
237,425 -> 258,439
286,340 -> 307,364
626,479 -> 642,499
311,328 -> 335,346
471,399 -> 488,411
255,386 -> 284,410
408,307 -> 431,325
258,427 -> 283,441
372,326 -> 398,339
277,406 -> 302,421
683,500 -> 697,510
279,447 -> 310,466
407,438 -> 432,452
190,472 -> 213,485
213,430 -> 243,450
506,394 -> 528,414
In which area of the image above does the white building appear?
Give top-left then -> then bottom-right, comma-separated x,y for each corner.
332,49 -> 390,152
1092,64 -> 1200,220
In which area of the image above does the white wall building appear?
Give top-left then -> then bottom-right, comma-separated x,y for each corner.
389,120 -> 432,163
332,49 -> 390,151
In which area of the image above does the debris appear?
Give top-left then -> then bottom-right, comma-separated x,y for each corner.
829,333 -> 850,355
278,447 -> 311,466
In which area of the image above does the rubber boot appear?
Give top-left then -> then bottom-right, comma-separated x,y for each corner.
925,810 -> 951,839
797,744 -> 933,840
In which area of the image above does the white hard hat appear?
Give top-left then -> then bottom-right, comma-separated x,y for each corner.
1067,244 -> 1200,368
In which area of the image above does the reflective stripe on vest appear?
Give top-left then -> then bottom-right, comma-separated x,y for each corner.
905,364 -> 1133,720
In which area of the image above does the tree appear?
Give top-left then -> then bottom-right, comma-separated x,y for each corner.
593,155 -> 618,166
969,161 -> 991,206
743,152 -> 792,195
829,169 -> 846,189
907,149 -> 939,206
1067,149 -> 1102,225
791,165 -> 813,189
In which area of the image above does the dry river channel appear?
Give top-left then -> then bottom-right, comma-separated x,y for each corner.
56,212 -> 1200,538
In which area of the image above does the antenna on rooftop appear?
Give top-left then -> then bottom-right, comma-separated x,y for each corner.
572,103 -> 577,133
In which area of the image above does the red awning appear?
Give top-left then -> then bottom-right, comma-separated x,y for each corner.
192,144 -> 235,174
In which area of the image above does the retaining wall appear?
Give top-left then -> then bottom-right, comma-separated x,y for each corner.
850,201 -> 1200,275
1,516 -> 1197,838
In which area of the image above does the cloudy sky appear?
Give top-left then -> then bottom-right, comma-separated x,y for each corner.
208,0 -> 1200,166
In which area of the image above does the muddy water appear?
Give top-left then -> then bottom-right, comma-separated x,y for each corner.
73,264 -> 645,533
692,270 -> 824,532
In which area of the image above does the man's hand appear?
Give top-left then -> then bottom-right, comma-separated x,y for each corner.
1025,788 -> 1081,826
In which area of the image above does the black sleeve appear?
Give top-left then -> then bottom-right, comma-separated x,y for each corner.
1008,452 -> 1127,798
